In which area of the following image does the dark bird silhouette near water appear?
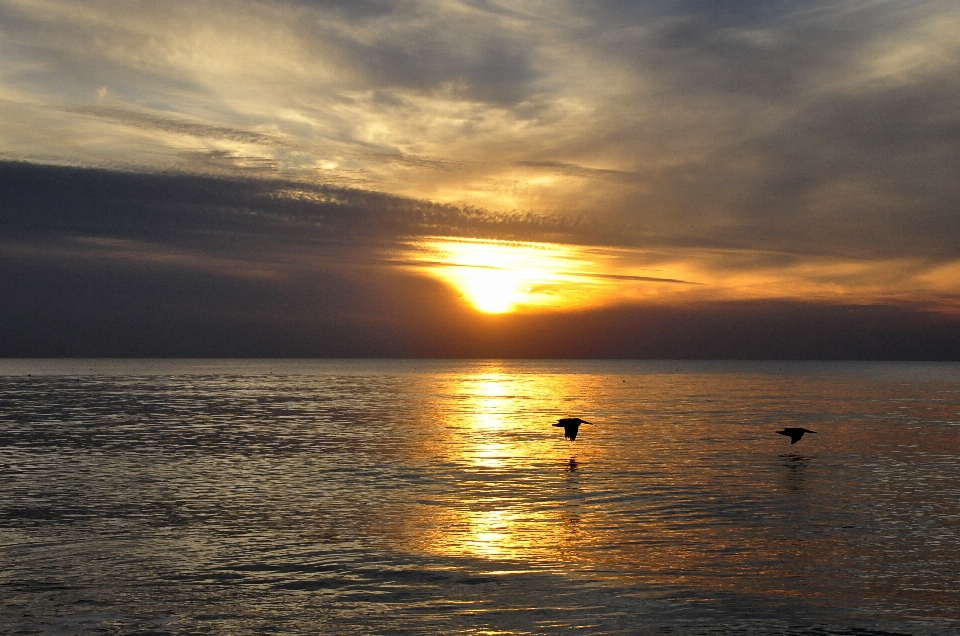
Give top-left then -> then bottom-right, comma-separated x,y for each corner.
554,418 -> 591,441
777,427 -> 816,444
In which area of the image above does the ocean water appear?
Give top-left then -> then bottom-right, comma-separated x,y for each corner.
1,359 -> 959,635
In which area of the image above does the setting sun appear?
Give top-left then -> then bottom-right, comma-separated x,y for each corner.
406,238 -> 593,313
456,267 -> 526,314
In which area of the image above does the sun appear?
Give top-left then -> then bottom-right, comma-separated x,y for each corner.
404,238 -> 590,313
456,268 -> 527,313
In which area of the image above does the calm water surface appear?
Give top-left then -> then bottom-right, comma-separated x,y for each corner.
1,359 -> 959,634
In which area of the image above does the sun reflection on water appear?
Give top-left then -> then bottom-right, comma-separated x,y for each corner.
454,373 -> 513,469
463,509 -> 514,559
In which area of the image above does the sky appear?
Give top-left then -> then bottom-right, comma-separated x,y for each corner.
2,0 -> 959,357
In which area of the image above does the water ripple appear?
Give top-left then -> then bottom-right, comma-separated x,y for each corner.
1,360 -> 959,634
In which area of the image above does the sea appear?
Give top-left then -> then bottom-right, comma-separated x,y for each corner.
1,359 -> 959,635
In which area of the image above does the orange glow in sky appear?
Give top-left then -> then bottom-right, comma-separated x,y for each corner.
397,238 -> 960,315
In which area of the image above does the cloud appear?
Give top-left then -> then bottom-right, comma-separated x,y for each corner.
0,160 -> 582,255
65,106 -> 288,146
513,161 -> 641,182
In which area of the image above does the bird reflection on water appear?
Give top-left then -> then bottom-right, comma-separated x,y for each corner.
780,453 -> 811,491
562,457 -> 583,539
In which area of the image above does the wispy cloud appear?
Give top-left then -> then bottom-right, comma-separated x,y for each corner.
2,1 -> 956,254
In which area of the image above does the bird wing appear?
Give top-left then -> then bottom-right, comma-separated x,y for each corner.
777,428 -> 805,443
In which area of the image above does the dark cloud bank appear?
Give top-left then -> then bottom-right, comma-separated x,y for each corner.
3,161 -> 958,359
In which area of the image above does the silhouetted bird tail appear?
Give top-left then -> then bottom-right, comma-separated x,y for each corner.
554,421 -> 580,440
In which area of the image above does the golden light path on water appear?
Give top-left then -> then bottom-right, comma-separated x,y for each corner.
409,366 -> 593,563
454,372 -> 559,561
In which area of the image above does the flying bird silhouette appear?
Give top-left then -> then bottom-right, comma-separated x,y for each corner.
554,417 -> 591,441
777,427 -> 816,444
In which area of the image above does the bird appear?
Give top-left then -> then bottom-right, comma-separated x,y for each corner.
777,427 -> 816,444
554,417 -> 591,441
